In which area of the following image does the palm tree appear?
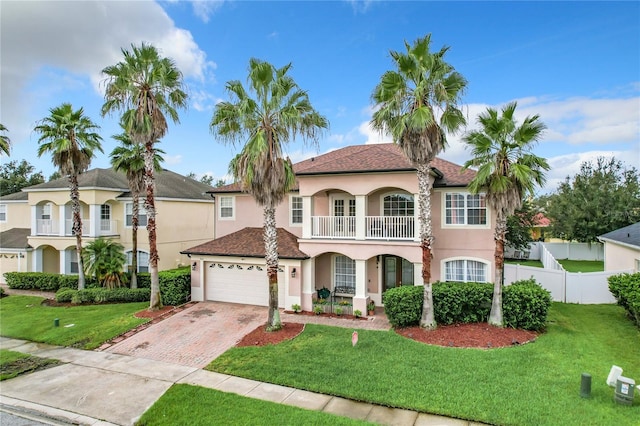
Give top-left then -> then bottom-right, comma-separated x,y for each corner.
110,126 -> 164,289
82,237 -> 127,289
210,58 -> 328,331
371,34 -> 467,329
462,101 -> 549,326
0,123 -> 10,156
101,43 -> 188,311
34,103 -> 103,290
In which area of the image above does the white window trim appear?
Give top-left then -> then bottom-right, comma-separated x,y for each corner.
330,194 -> 356,217
125,249 -> 150,273
379,192 -> 415,216
218,195 -> 235,220
441,190 -> 490,229
0,204 -> 6,222
124,202 -> 148,228
332,254 -> 356,294
289,195 -> 303,227
441,257 -> 490,283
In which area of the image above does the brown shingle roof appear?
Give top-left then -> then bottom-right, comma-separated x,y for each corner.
0,228 -> 31,249
181,227 -> 309,259
210,143 -> 475,193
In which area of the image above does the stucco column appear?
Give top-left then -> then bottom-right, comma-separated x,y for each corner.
414,262 -> 423,285
58,205 -> 65,236
301,257 -> 315,312
355,195 -> 366,240
59,249 -> 68,275
354,259 -> 368,316
33,247 -> 43,273
31,206 -> 37,236
302,196 -> 312,239
413,192 -> 420,242
89,204 -> 99,237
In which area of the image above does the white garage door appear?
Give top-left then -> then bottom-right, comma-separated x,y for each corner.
205,262 -> 285,307
0,254 -> 20,284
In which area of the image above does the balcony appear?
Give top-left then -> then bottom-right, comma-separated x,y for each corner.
310,216 -> 415,240
35,220 -> 118,237
35,219 -> 58,236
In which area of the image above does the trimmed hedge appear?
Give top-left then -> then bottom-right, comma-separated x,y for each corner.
383,279 -> 552,331
608,272 -> 640,327
5,266 -> 190,306
56,287 -> 151,304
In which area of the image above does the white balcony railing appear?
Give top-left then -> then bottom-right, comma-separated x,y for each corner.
65,220 -> 90,236
312,216 -> 356,239
35,219 -> 58,236
366,216 -> 415,240
310,215 -> 415,240
98,220 -> 118,236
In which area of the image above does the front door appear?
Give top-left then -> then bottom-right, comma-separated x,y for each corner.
383,255 -> 414,292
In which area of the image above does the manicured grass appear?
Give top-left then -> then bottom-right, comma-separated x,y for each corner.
208,304 -> 640,426
0,296 -> 148,349
0,349 -> 60,380
137,384 -> 372,426
505,259 -> 544,268
557,259 -> 605,273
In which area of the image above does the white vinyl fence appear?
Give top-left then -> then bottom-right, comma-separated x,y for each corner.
504,264 -> 632,304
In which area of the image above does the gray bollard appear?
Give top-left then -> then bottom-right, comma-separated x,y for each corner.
580,373 -> 591,398
54,318 -> 60,327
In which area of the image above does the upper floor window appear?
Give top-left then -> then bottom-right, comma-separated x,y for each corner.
383,194 -> 414,217
444,259 -> 488,282
101,204 -> 111,220
0,204 -> 6,222
125,202 -> 147,227
40,203 -> 52,220
290,196 -> 303,225
219,196 -> 234,219
445,193 -> 487,225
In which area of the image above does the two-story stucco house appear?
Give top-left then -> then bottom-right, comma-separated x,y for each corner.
0,168 -> 215,282
183,143 -> 495,316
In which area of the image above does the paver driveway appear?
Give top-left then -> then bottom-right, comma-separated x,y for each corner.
106,301 -> 267,368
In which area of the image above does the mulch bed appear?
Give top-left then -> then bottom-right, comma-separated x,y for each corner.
236,321 -> 538,349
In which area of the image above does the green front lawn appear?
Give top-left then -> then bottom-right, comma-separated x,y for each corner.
137,384 -> 372,426
0,296 -> 148,349
208,304 -> 640,426
0,349 -> 60,380
505,259 -> 544,268
557,259 -> 605,272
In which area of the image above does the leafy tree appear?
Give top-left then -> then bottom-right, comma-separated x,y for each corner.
102,43 -> 188,311
371,34 -> 467,329
506,199 -> 537,251
462,101 -> 549,326
186,172 -> 215,186
0,160 -> 45,196
82,237 -> 127,289
546,157 -> 640,242
34,103 -> 103,290
211,58 -> 328,331
110,126 -> 164,288
0,123 -> 10,156
48,171 -> 62,181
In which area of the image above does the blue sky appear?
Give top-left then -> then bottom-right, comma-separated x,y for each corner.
1,0 -> 638,193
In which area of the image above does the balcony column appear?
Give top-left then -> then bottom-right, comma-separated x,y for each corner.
32,247 -> 43,272
89,204 -> 99,237
301,257 -> 315,312
354,259 -> 368,316
413,192 -> 421,242
58,205 -> 66,236
355,195 -> 366,240
59,249 -> 68,275
30,206 -> 37,235
302,196 -> 312,239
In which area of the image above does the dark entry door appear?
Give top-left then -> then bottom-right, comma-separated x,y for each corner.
383,255 -> 414,292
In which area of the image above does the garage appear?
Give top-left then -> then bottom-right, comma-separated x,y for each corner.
205,262 -> 285,307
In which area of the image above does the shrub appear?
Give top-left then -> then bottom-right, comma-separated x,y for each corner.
55,288 -> 76,303
134,267 -> 190,306
56,287 -> 151,304
503,278 -> 552,331
433,282 -> 493,324
4,272 -> 99,291
608,272 -> 640,327
383,285 -> 423,327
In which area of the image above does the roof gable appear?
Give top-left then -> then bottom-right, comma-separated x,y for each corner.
0,228 -> 31,249
599,222 -> 640,249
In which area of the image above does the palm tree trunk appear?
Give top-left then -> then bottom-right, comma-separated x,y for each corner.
144,142 -> 162,311
489,212 -> 507,327
130,192 -> 138,289
416,164 -> 436,329
264,204 -> 281,331
69,175 -> 86,290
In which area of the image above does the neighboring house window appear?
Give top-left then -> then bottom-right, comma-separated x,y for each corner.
444,259 -> 488,282
444,193 -> 487,225
383,194 -> 414,216
0,204 -> 6,222
290,196 -> 303,225
125,203 -> 147,227
334,255 -> 356,293
219,196 -> 234,219
101,204 -> 111,231
41,203 -> 51,220
126,250 -> 150,273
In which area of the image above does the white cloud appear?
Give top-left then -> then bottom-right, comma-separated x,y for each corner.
190,0 -> 225,23
165,154 -> 183,165
345,0 -> 374,14
191,90 -> 223,112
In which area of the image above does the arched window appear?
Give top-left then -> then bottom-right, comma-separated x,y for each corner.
444,259 -> 488,282
126,250 -> 150,273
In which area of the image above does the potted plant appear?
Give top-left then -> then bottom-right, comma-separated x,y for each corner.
313,305 -> 324,315
291,303 -> 301,313
354,309 -> 362,318
367,300 -> 375,316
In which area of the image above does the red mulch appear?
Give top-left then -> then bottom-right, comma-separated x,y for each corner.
134,305 -> 175,319
236,321 -> 538,349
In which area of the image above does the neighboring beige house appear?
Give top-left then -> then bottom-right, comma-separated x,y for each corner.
598,222 -> 640,272
183,143 -> 496,316
0,168 -> 215,283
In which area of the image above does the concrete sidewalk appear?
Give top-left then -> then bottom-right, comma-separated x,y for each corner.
1,337 -> 483,426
